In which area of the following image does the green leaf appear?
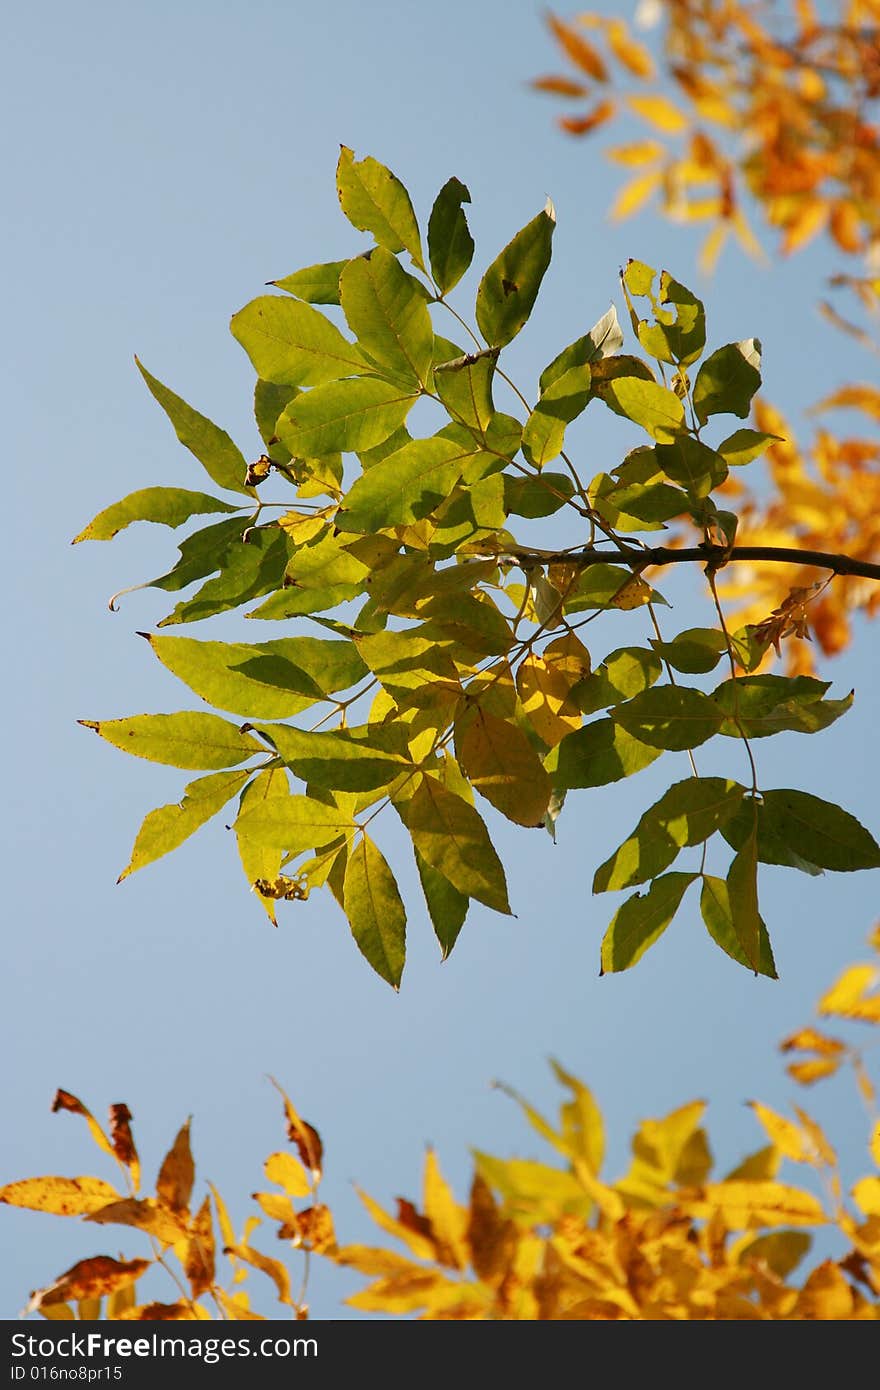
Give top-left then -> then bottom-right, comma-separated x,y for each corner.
590,470 -> 687,530
118,769 -> 250,881
337,436 -> 466,533
150,516 -> 247,595
612,686 -> 723,751
428,177 -> 474,293
158,528 -> 291,626
343,835 -> 407,988
723,790 -> 880,873
538,306 -> 623,395
523,364 -> 592,467
547,717 -> 661,789
572,646 -> 663,715
455,707 -> 551,827
415,850 -> 468,959
654,438 -> 727,497
726,812 -> 761,971
271,261 -> 348,304
135,359 -> 251,496
433,348 -> 498,432
73,488 -> 239,544
339,247 -> 433,389
601,872 -> 697,973
712,675 -> 852,738
563,565 -> 665,616
504,472 -> 574,518
602,377 -> 685,442
700,875 -> 777,978
235,768 -> 290,924
649,628 -> 727,674
234,791 -> 354,852
400,777 -> 510,914
720,795 -> 823,875
593,777 -> 746,892
79,712 -> 263,770
252,722 -> 412,792
230,295 -> 366,387
693,339 -> 761,425
336,147 -> 424,271
254,380 -> 297,458
276,377 -> 416,457
145,633 -> 366,719
475,202 -> 555,348
717,429 -> 782,468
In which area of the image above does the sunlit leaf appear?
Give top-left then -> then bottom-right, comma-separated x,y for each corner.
135,360 -> 251,496
343,834 -> 407,988
79,712 -> 263,770
337,147 -> 425,271
476,203 -> 555,348
73,488 -> 239,544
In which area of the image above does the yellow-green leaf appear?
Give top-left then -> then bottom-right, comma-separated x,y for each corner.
337,147 -> 425,271
73,488 -> 239,544
79,712 -> 263,770
119,769 -> 250,881
455,707 -> 551,827
601,872 -> 697,973
343,834 -> 407,987
476,202 -> 555,348
340,246 -> 433,389
230,295 -> 366,386
401,777 -> 510,914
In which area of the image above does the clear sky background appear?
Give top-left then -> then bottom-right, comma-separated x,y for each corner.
3,0 -> 878,1320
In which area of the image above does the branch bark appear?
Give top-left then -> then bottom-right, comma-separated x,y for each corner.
507,543 -> 880,583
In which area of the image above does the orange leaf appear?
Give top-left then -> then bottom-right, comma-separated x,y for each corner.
270,1078 -> 323,1180
224,1239 -> 295,1308
547,14 -> 609,81
157,1120 -> 195,1215
0,1177 -> 120,1217
109,1104 -> 140,1193
51,1091 -> 115,1163
786,1058 -> 841,1086
830,201 -> 863,253
558,99 -> 616,135
279,1203 -> 336,1253
781,199 -> 829,255
28,1257 -> 150,1313
532,75 -> 588,97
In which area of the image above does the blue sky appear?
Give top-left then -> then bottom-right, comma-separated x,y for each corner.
3,0 -> 878,1319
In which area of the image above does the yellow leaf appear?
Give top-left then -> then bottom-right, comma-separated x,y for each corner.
794,1260 -> 854,1319
157,1120 -> 195,1215
0,1177 -> 120,1217
455,707 -> 551,827
697,1181 -> 826,1230
264,1150 -> 311,1198
871,1120 -> 880,1168
748,1102 -> 815,1163
85,1197 -> 190,1245
725,1146 -> 781,1182
278,1203 -> 336,1254
423,1149 -> 469,1270
550,1058 -> 605,1175
781,199 -> 829,256
786,1058 -> 841,1085
607,140 -> 665,167
779,1026 -> 846,1057
819,964 -> 880,1023
38,1304 -> 75,1321
610,169 -> 663,220
793,1108 -> 836,1169
517,645 -> 584,748
116,1301 -> 204,1321
50,1091 -> 115,1163
604,18 -> 655,78
699,222 -> 729,274
214,1289 -> 266,1320
27,1257 -> 151,1314
347,1269 -> 466,1315
333,1244 -> 429,1278
627,94 -> 688,133
277,512 -> 326,545
184,1195 -> 215,1299
225,1237 -> 294,1307
852,1177 -> 880,1216
253,1191 -> 299,1225
355,1186 -> 437,1262
208,1182 -> 236,1251
611,572 -> 652,609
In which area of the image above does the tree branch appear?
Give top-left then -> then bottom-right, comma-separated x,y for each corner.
507,543 -> 880,583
